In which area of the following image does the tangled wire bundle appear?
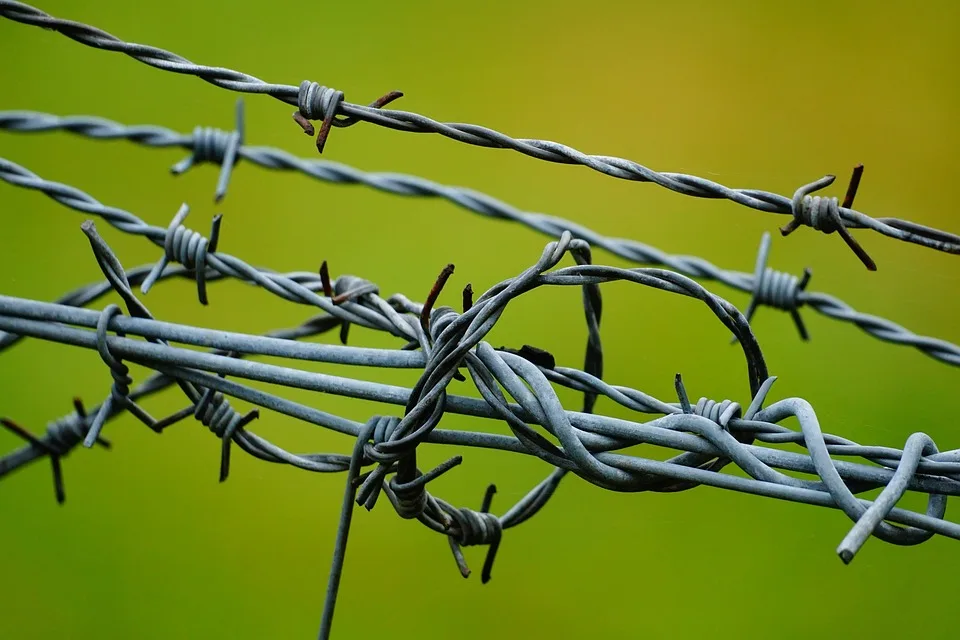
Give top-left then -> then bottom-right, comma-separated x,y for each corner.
2,3 -> 960,639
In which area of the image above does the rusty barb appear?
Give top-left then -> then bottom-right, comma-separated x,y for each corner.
781,164 -> 876,270
292,83 -> 405,154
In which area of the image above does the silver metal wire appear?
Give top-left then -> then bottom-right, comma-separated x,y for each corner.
0,114 -> 957,366
3,0 -> 960,265
2,215 -> 959,637
2,6 -> 959,637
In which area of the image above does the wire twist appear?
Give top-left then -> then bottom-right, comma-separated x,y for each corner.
193,386 -> 260,482
783,167 -> 876,270
42,415 -> 85,456
84,304 -> 164,446
693,398 -> 742,430
0,398 -> 109,504
171,99 -> 245,202
142,204 -> 223,305
441,485 -> 502,584
739,232 -> 813,341
294,80 -> 404,153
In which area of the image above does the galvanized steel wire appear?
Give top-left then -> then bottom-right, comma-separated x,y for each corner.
1,108 -> 958,366
3,0 -> 960,266
1,202 -> 959,635
2,4 -> 960,638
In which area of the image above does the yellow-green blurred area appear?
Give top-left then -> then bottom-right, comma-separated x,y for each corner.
1,0 -> 958,637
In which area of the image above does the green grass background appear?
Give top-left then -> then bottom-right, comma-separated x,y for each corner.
1,0 -> 958,637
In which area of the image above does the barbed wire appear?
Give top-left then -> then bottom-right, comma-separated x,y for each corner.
1,111 -> 957,368
3,0 -> 960,268
2,147 -> 959,634
2,215 -> 959,638
0,263 -> 354,499
3,4 -> 959,637
7,282 -> 960,501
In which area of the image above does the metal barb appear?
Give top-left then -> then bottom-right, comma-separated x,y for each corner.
782,168 -> 877,271
0,418 -> 64,504
675,373 -> 693,414
462,283 -> 473,312
420,263 -> 456,338
171,98 -> 245,202
295,83 -> 404,154
843,164 -> 865,210
735,232 -> 813,342
141,204 -> 224,305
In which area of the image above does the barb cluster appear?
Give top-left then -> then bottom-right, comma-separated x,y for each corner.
2,4 -> 960,640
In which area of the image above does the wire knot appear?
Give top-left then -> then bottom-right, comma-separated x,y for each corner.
780,166 -> 876,270
83,305 -> 163,447
297,81 -> 343,122
45,398 -> 111,456
364,415 -> 403,465
318,261 -> 381,344
96,305 -> 134,406
674,372 -> 743,430
142,204 -> 223,305
44,408 -> 88,456
739,232 -> 812,341
791,191 -> 842,234
293,80 -> 404,154
442,484 -> 502,584
1,399 -> 109,505
171,99 -> 245,202
190,127 -> 236,165
354,416 -> 463,516
753,267 -> 803,311
353,416 -> 404,510
386,472 -> 429,519
447,506 -> 502,547
193,389 -> 253,439
189,365 -> 260,483
692,398 -> 742,430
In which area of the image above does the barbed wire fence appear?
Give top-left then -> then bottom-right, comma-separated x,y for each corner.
2,104 -> 958,365
1,2 -> 959,639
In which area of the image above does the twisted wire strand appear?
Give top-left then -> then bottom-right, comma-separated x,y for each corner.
0,228 -> 422,494
0,284 -> 401,500
19,226 -> 588,636
7,289 -> 959,636
3,228 -> 954,564
0,154 -> 612,451
2,1 -> 959,259
3,228 -> 949,502
3,267 -> 960,540
10,297 -> 955,492
2,154 -> 958,588
0,155 -> 422,339
0,262 -> 199,352
1,227 -> 956,501
2,112 -> 956,366
3,6 -> 957,633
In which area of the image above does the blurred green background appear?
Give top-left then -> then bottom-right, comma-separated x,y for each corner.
1,0 -> 958,637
